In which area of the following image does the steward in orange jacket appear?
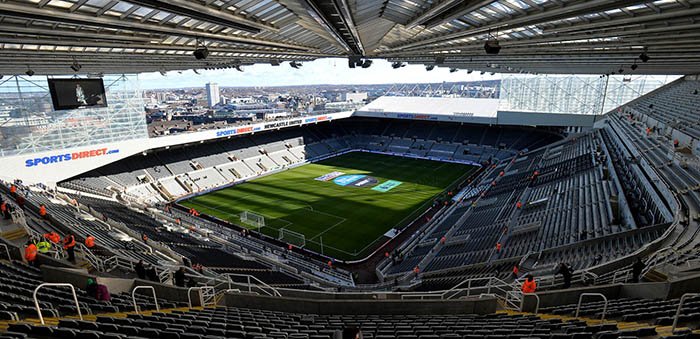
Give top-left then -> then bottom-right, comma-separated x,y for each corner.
521,275 -> 537,294
85,235 -> 96,249
25,242 -> 38,266
63,234 -> 76,262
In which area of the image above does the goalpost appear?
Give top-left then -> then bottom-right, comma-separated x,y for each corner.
240,211 -> 265,229
279,228 -> 306,248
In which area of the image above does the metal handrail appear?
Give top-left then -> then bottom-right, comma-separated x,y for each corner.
672,293 -> 700,334
132,286 -> 159,314
187,286 -> 216,308
225,273 -> 281,297
575,293 -> 608,320
0,243 -> 11,260
33,283 -> 82,325
521,293 -> 540,315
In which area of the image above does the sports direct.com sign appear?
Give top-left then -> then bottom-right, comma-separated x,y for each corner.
25,148 -> 119,167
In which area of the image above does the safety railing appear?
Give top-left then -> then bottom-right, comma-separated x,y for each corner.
575,293 -> 608,320
672,293 -> 700,334
225,273 -> 282,297
520,293 -> 540,315
76,243 -> 103,271
0,243 -> 11,260
33,283 -> 82,325
187,286 -> 216,308
132,286 -> 159,314
611,269 -> 631,284
400,276 -> 517,306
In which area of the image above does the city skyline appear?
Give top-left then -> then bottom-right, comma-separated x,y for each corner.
138,58 -> 501,90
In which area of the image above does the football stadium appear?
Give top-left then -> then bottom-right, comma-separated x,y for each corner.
3,0 -> 700,338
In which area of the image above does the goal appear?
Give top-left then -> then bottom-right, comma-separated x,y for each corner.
279,228 -> 306,248
240,211 -> 265,229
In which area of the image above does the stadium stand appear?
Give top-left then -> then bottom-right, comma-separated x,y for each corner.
61,118 -> 559,203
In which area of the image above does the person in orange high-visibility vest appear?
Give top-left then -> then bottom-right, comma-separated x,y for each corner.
63,234 -> 76,262
39,204 -> 47,218
521,275 -> 537,294
25,241 -> 38,267
85,235 -> 96,249
512,265 -> 519,279
516,201 -> 522,209
496,242 -> 502,252
46,232 -> 60,244
9,184 -> 16,195
413,265 -> 420,276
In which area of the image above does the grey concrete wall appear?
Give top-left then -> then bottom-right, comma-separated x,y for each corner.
620,282 -> 668,300
667,273 -> 700,299
224,293 -> 497,315
521,285 -> 621,312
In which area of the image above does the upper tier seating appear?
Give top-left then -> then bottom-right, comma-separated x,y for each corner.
385,131 -> 673,284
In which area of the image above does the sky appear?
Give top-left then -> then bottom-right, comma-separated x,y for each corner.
138,58 -> 501,89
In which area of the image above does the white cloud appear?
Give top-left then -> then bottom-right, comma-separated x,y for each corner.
138,58 -> 501,89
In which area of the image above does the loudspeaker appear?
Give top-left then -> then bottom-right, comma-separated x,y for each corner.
194,47 -> 209,60
484,40 -> 501,55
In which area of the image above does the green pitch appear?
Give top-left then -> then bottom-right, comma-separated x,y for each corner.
181,152 -> 477,260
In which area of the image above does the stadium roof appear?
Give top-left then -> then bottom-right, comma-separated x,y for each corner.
0,0 -> 699,75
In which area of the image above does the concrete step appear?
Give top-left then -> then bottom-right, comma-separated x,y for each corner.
644,268 -> 668,283
0,227 -> 27,241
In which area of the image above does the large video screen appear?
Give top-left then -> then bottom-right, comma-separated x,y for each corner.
48,78 -> 108,111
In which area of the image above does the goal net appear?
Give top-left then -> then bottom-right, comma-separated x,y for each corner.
279,228 -> 306,248
240,211 -> 265,229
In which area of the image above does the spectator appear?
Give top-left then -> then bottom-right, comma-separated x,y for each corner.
86,278 -> 98,298
521,275 -> 537,294
174,267 -> 186,287
85,235 -> 96,249
135,260 -> 146,280
512,264 -> 519,279
592,254 -> 603,266
632,257 -> 645,283
63,233 -> 76,262
2,203 -> 10,220
36,238 -> 51,254
24,241 -> 38,267
556,263 -> 573,289
96,281 -> 111,302
146,265 -> 158,282
141,233 -> 149,244
16,195 -> 25,209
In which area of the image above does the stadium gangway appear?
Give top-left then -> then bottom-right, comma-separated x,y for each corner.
224,273 -> 282,297
399,276 -> 516,301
